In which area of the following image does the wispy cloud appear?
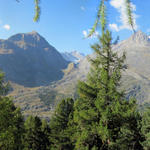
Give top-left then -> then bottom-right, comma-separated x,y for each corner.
109,23 -> 119,32
80,6 -> 86,11
3,24 -> 11,30
82,30 -> 88,37
82,29 -> 99,39
110,0 -> 138,31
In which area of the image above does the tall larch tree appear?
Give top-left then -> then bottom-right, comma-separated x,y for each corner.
73,0 -> 142,149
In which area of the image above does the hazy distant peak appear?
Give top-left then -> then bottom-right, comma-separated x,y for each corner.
71,50 -> 85,57
61,50 -> 85,63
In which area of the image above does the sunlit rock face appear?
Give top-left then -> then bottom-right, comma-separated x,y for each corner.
61,30 -> 150,104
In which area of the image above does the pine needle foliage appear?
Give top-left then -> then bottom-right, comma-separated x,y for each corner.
0,70 -> 9,96
49,98 -> 75,150
89,0 -> 135,37
16,0 -> 41,22
33,0 -> 41,22
88,0 -> 107,37
0,97 -> 24,150
125,0 -> 135,32
141,107 -> 150,150
23,116 -> 50,150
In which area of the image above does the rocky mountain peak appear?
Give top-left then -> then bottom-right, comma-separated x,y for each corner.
27,31 -> 42,41
7,31 -> 49,48
0,31 -> 69,87
29,30 -> 39,34
8,31 -> 40,41
129,30 -> 150,44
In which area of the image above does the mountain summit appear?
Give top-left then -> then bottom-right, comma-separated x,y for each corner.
0,32 -> 68,87
52,30 -> 150,105
8,31 -> 49,47
128,30 -> 150,44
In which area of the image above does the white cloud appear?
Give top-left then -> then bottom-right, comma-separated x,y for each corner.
80,6 -> 85,11
82,29 -> 99,39
82,30 -> 88,37
3,24 -> 10,30
109,23 -> 119,32
110,0 -> 138,31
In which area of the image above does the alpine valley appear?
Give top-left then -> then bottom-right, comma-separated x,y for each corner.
1,30 -> 150,119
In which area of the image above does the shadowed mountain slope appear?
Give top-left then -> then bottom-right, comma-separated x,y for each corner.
0,31 -> 68,87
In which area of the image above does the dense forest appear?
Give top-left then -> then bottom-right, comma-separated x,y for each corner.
0,0 -> 150,149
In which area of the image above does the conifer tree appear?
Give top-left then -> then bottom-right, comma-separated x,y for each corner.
0,70 -> 24,150
74,0 -> 142,149
41,119 -> 51,149
103,98 -> 143,149
141,107 -> 150,150
23,116 -> 49,150
0,97 -> 24,150
49,98 -> 74,150
0,70 -> 9,96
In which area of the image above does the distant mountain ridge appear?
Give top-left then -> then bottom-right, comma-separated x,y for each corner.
49,30 -> 150,105
61,51 -> 85,63
0,31 -> 68,87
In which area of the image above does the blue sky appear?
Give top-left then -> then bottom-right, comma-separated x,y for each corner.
0,0 -> 150,54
